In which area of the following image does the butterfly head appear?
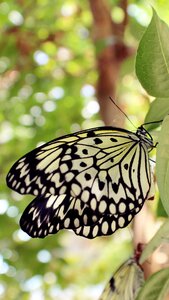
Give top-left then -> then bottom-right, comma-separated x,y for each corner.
136,126 -> 154,150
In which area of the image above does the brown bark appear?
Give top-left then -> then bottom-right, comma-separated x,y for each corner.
89,0 -> 131,126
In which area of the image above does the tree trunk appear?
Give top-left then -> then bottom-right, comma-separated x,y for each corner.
89,0 -> 130,127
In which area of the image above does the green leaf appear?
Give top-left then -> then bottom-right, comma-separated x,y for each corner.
157,197 -> 168,217
145,98 -> 169,131
136,268 -> 169,300
139,220 -> 169,264
156,115 -> 169,216
136,9 -> 169,97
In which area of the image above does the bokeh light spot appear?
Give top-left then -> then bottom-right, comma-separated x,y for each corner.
8,10 -> 24,25
0,199 -> 9,214
37,250 -> 52,263
34,51 -> 49,65
49,87 -> 64,99
81,84 -> 95,97
43,100 -> 56,112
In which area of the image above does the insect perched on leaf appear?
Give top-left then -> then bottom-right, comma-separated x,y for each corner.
99,244 -> 145,300
6,121 -> 155,239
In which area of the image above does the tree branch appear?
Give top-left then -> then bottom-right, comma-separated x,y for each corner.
89,0 -> 131,126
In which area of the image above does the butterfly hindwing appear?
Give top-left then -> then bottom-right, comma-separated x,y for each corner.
20,192 -> 144,239
73,202 -> 144,239
20,194 -> 100,238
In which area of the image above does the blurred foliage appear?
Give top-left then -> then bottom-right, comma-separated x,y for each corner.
157,198 -> 168,218
1,1 -> 169,299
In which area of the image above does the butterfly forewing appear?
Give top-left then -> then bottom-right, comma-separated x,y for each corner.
7,128 -> 134,196
6,126 -> 154,238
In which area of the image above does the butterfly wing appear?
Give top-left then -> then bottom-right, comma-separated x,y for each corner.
20,193 -> 144,239
20,194 -> 99,238
6,127 -> 152,238
7,128 -> 135,198
73,204 -> 143,238
99,258 -> 145,300
7,128 -> 151,212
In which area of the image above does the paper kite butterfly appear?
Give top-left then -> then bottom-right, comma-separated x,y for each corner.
99,244 -> 145,299
6,125 -> 154,239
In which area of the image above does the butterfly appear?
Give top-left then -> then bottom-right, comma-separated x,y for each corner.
99,244 -> 145,300
6,125 -> 154,239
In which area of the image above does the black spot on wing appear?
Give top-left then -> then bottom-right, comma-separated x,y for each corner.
124,163 -> 128,170
99,181 -> 105,191
85,173 -> 92,181
80,162 -> 87,168
109,277 -> 115,291
94,138 -> 103,144
112,183 -> 118,193
82,149 -> 88,155
110,138 -> 118,142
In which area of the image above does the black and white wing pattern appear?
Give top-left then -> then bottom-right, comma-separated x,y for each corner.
99,245 -> 145,300
20,194 -> 99,238
19,193 -> 142,239
6,126 -> 154,239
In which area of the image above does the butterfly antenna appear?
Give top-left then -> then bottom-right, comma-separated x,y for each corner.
109,97 -> 136,129
142,120 -> 163,126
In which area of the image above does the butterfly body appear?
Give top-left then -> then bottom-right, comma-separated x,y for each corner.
6,126 -> 154,239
